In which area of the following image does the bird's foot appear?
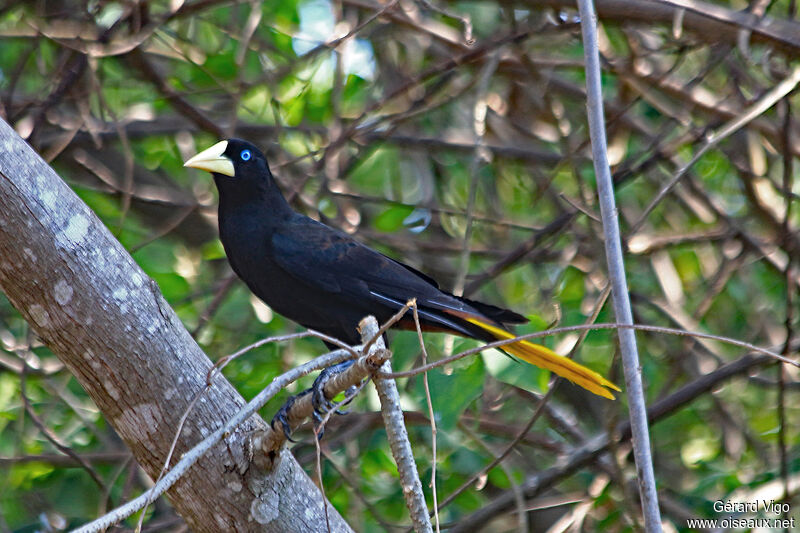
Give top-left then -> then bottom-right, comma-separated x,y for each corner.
311,360 -> 357,418
270,388 -> 316,442
270,360 -> 358,441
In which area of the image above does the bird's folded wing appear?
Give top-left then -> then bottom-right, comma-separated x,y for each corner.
271,226 -> 349,293
271,217 -> 440,299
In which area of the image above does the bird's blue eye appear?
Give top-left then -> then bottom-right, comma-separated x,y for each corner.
240,149 -> 251,161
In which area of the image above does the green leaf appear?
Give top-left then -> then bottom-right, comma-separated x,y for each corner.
241,86 -> 275,122
482,349 -> 548,394
373,205 -> 414,232
487,465 -> 512,489
201,240 -> 226,261
422,356 -> 485,430
557,266 -> 585,305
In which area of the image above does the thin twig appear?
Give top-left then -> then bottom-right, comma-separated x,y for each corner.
385,322 -> 797,380
457,421 -> 528,532
449,350 -> 782,532
312,382 -> 370,533
315,428 -> 333,533
137,382 -> 211,531
629,63 -> 800,237
445,50 -> 501,357
257,305 -> 414,452
411,304 -> 440,533
363,300 -> 416,352
19,361 -> 107,491
319,447 -> 407,530
190,273 -> 238,338
778,92 -> 795,521
453,49 -> 501,298
463,211 -> 577,296
416,0 -> 473,44
214,329 -> 359,374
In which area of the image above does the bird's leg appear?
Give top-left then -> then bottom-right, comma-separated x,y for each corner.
270,388 -> 318,442
310,331 -> 389,417
269,360 -> 359,441
309,329 -> 391,436
311,359 -> 358,417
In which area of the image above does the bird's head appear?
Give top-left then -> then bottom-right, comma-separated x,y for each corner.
184,138 -> 291,214
184,138 -> 269,182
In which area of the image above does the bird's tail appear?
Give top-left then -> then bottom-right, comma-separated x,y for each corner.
464,317 -> 621,400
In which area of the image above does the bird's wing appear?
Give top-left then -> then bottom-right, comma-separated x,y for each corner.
270,219 -> 349,294
271,215 -> 519,325
272,217 -> 526,339
271,216 -> 437,298
272,219 -> 486,338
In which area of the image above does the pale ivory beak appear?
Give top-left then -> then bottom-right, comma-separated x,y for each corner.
184,140 -> 235,177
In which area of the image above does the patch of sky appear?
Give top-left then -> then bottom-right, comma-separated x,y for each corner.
292,0 -> 375,83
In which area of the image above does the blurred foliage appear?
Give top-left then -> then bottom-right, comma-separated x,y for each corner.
0,0 -> 799,531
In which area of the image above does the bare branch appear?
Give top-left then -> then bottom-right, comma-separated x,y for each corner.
361,316 -> 432,533
577,1 -> 662,529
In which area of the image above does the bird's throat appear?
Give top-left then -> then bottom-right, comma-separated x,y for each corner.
214,174 -> 293,220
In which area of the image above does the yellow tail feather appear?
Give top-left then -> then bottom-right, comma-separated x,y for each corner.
465,317 -> 621,400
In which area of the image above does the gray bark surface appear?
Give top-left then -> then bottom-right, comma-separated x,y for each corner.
0,120 -> 352,532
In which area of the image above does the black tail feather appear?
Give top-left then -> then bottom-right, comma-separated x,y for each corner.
453,295 -> 527,324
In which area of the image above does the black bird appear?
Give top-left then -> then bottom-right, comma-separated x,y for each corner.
185,139 -> 619,399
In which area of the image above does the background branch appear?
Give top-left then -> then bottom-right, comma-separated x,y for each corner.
577,0 -> 662,529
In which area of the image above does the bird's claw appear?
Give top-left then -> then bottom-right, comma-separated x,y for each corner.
311,360 -> 356,416
271,361 -> 358,441
270,389 -> 312,442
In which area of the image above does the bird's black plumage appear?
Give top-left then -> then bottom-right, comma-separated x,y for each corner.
184,138 -> 619,399
209,139 -> 521,344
